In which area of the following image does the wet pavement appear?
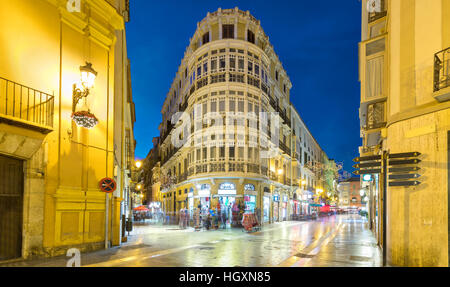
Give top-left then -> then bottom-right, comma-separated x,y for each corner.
1,214 -> 382,267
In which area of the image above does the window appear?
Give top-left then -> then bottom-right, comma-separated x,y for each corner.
203,61 -> 208,75
222,24 -> 234,39
229,73 -> 244,83
197,65 -> 201,79
220,146 -> 225,158
229,55 -> 236,71
202,32 -> 209,44
125,129 -> 131,169
211,101 -> 217,112
237,146 -> 243,158
247,30 -> 255,44
219,56 -> 226,72
248,60 -> 253,75
238,100 -> 244,112
238,56 -> 244,72
219,100 -> 225,112
229,99 -> 235,112
229,146 -> 235,159
202,147 -> 207,160
367,101 -> 385,129
210,147 -> 216,160
211,57 -> 217,73
275,70 -> 279,81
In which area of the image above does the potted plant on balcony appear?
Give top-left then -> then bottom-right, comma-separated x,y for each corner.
71,110 -> 99,129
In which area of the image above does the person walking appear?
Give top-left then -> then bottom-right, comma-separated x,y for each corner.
194,205 -> 201,231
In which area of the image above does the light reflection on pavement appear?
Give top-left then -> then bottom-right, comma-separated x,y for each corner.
1,214 -> 381,267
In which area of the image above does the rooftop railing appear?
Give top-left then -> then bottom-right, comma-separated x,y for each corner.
0,77 -> 54,131
434,47 -> 450,92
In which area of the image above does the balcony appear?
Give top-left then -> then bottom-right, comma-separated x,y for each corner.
0,77 -> 54,133
433,47 -> 450,102
279,141 -> 291,155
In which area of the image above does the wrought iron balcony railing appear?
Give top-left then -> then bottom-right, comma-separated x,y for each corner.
0,77 -> 54,131
434,47 -> 450,92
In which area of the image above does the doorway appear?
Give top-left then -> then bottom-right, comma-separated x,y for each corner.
0,155 -> 24,260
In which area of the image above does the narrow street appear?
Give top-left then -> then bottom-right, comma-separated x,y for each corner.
2,214 -> 381,267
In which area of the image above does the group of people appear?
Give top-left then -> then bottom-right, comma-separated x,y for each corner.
193,205 -> 229,231
178,208 -> 189,229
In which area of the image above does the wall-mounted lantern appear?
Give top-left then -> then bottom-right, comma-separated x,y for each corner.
71,62 -> 98,128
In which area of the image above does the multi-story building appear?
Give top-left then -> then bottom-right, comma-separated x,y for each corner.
0,0 -> 134,261
359,0 -> 450,266
337,178 -> 364,209
155,8 -> 333,225
142,137 -> 160,204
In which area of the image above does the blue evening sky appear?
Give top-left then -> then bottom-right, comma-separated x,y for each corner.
126,0 -> 362,173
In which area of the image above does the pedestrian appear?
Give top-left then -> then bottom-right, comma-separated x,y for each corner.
194,205 -> 201,231
221,210 -> 227,229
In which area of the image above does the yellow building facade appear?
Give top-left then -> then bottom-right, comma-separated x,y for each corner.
0,0 -> 134,261
155,8 -> 334,225
359,0 -> 450,266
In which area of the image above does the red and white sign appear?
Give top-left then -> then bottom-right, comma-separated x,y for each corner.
99,177 -> 117,193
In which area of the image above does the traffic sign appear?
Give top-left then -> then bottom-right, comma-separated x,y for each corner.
388,152 -> 421,159
353,155 -> 382,162
388,181 -> 421,187
389,174 -> 421,180
99,177 -> 117,193
353,161 -> 381,169
388,159 -> 421,165
388,166 -> 420,173
353,169 -> 381,175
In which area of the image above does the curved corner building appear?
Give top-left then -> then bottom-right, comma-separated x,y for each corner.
157,8 -> 329,224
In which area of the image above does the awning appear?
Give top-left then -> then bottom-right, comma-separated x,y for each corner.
309,203 -> 322,207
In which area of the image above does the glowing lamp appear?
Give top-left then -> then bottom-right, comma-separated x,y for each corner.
135,160 -> 143,169
80,62 -> 97,89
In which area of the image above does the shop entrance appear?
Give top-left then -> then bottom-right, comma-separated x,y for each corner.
218,196 -> 235,223
263,196 -> 270,223
0,155 -> 24,261
244,195 -> 256,213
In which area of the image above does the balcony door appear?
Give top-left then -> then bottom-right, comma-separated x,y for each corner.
0,155 -> 24,260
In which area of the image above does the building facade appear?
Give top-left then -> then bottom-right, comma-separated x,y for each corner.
359,0 -> 450,266
0,0 -> 134,261
154,8 -> 335,225
337,178 -> 364,209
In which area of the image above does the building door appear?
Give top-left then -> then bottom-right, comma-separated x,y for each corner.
0,155 -> 24,260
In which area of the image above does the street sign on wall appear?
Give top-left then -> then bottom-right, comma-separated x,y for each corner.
99,177 -> 117,193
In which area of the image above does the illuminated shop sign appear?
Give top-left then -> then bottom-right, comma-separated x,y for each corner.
273,194 -> 280,202
283,195 -> 288,202
218,182 -> 236,195
244,184 -> 255,191
219,183 -> 235,190
200,184 -> 210,190
362,174 -> 372,181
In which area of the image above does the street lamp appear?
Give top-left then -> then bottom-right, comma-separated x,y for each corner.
135,160 -> 143,169
277,168 -> 283,175
72,62 -> 97,112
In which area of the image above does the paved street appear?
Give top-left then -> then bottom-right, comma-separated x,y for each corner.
1,214 -> 381,267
